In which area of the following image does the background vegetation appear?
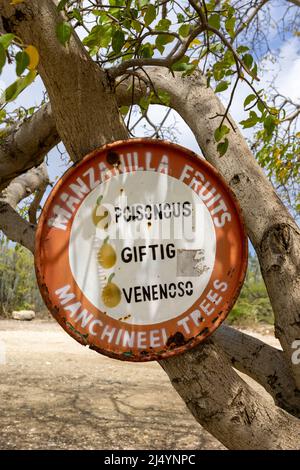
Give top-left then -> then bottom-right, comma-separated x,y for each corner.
228,254 -> 273,326
0,235 -> 44,316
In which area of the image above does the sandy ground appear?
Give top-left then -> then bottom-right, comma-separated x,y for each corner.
0,319 -> 280,450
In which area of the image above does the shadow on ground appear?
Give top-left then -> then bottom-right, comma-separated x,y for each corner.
0,320 -> 224,450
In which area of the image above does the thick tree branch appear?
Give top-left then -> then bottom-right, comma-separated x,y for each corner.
1,59 -> 298,412
116,67 -> 300,389
214,325 -> 300,416
2,1 -> 300,449
0,202 -> 35,252
233,0 -> 269,40
0,163 -> 48,252
288,0 -> 300,6
0,104 -> 59,192
28,182 -> 48,225
282,107 -> 300,122
160,339 -> 300,450
110,25 -> 204,78
2,163 -> 49,210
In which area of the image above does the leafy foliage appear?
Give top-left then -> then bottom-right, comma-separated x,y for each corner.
56,21 -> 72,46
0,237 -> 45,316
0,32 -> 39,105
227,254 -> 273,326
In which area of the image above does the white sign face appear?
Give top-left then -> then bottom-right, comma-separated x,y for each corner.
69,171 -> 216,325
35,140 -> 247,361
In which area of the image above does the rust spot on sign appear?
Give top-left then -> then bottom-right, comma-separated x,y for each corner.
106,150 -> 120,166
166,332 -> 186,348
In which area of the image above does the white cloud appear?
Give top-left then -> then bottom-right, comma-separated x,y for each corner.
270,37 -> 300,102
230,37 -> 300,122
131,36 -> 300,154
132,104 -> 200,153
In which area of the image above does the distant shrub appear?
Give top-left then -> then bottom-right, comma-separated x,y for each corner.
227,254 -> 273,326
0,236 -> 44,316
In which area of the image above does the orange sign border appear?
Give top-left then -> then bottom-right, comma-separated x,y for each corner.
35,139 -> 248,362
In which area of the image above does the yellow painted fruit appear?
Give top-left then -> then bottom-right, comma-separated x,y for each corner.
102,282 -> 121,308
97,242 -> 116,269
92,197 -> 111,229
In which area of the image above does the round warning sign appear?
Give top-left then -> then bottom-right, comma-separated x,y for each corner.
35,139 -> 247,361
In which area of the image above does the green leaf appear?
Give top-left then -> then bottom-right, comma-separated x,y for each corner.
155,19 -> 171,31
15,51 -> 30,76
257,100 -> 266,113
263,115 -> 276,137
144,4 -> 156,27
223,50 -> 235,67
0,44 -> 6,74
217,138 -> 229,157
212,62 -> 225,81
4,71 -> 37,103
57,0 -> 69,10
227,5 -> 235,17
71,8 -> 83,23
132,19 -> 142,32
214,125 -> 230,143
252,62 -> 258,78
177,13 -> 185,23
121,51 -> 133,61
56,21 -> 72,46
237,45 -> 249,54
83,24 -> 113,49
215,81 -> 229,93
99,25 -> 113,49
0,34 -> 15,49
140,42 -> 153,58
120,105 -> 129,116
0,109 -> 6,123
208,14 -> 220,30
155,33 -> 174,51
244,94 -> 256,108
171,56 -> 192,72
109,7 -> 122,18
242,53 -> 253,69
92,9 -> 103,17
112,30 -> 125,53
157,89 -> 170,106
179,24 -> 190,38
225,17 -> 236,38
156,43 -> 164,55
240,111 -> 259,129
139,95 -> 150,111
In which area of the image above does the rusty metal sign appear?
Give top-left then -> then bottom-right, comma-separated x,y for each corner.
35,139 -> 247,361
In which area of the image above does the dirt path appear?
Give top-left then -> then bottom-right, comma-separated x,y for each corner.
0,319 -> 279,450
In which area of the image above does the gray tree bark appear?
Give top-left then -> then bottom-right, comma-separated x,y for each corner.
214,325 -> 300,416
1,0 -> 300,449
116,69 -> 300,391
0,104 -> 58,192
0,163 -> 48,252
160,339 -> 300,450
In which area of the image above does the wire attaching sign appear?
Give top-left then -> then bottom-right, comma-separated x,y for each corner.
35,139 -> 247,361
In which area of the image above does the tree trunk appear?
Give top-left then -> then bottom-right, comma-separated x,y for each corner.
160,339 -> 300,450
1,0 -> 300,449
116,68 -> 300,390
